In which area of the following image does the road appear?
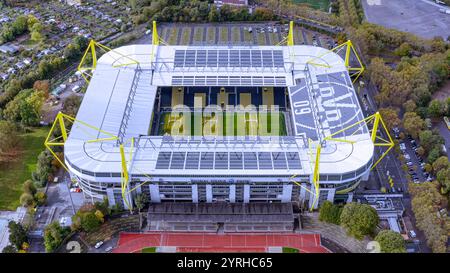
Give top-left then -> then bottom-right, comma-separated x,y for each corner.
357,80 -> 431,252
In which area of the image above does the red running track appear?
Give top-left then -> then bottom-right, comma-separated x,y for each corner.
113,232 -> 330,253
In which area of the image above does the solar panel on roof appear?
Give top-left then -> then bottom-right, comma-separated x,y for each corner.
258,152 -> 273,169
185,152 -> 200,169
286,152 -> 301,169
200,152 -> 214,169
174,49 -> 284,69
170,152 -> 186,169
243,152 -> 258,169
155,152 -> 171,169
230,152 -> 243,169
215,152 -> 228,169
272,152 -> 287,169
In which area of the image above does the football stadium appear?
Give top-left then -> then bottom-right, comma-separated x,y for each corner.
46,22 -> 393,232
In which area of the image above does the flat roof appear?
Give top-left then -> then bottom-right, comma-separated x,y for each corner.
64,44 -> 373,179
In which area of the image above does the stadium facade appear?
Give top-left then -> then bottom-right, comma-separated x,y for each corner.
63,36 -> 374,212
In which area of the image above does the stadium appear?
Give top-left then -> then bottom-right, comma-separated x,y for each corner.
47,22 -> 392,232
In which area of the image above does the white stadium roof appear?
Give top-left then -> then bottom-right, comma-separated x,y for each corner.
64,44 -> 373,180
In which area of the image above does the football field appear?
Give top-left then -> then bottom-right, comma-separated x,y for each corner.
159,111 -> 287,137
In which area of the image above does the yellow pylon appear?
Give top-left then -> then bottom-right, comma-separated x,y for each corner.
78,40 -> 140,83
292,111 -> 395,210
45,111 -> 135,211
306,40 -> 365,83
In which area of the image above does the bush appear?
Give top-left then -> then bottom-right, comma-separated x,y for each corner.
318,201 -> 343,225
23,180 -> 37,195
34,192 -> 47,206
44,222 -> 70,253
19,193 -> 35,207
81,212 -> 102,233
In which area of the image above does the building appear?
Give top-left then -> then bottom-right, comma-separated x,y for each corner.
214,0 -> 249,8
0,43 -> 19,54
60,29 -> 375,217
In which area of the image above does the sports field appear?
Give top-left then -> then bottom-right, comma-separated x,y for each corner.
293,0 -> 330,11
114,232 -> 330,253
159,112 -> 287,136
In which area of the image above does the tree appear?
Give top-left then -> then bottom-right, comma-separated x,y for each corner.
403,100 -> 417,113
394,42 -> 412,57
409,182 -> 448,252
23,180 -> 37,195
436,168 -> 450,194
81,212 -> 102,232
427,147 -> 441,164
44,222 -> 70,253
340,202 -> 379,239
419,130 -> 443,152
2,245 -> 17,253
432,156 -> 450,174
378,107 -> 400,130
63,43 -> 80,60
319,201 -> 342,225
208,5 -> 220,22
30,22 -> 43,42
19,193 -> 35,207
428,99 -> 446,118
375,230 -> 406,253
7,221 -> 28,250
34,192 -> 47,206
403,112 -> 425,138
0,121 -> 20,163
134,193 -> 148,214
94,210 -> 105,223
32,150 -> 53,187
11,15 -> 28,36
33,80 -> 50,94
62,95 -> 82,117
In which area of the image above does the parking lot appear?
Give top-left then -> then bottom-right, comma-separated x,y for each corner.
149,22 -> 335,47
362,0 -> 450,39
396,129 -> 435,185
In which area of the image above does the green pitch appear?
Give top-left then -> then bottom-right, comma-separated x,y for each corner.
293,0 -> 330,11
159,112 -> 287,136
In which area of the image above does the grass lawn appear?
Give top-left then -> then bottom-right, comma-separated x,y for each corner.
257,33 -> 266,45
282,247 -> 300,253
220,27 -> 228,43
231,27 -> 240,43
0,127 -> 49,210
142,247 -> 157,253
193,27 -> 203,43
181,27 -> 191,45
269,32 -> 279,45
243,30 -> 253,44
168,28 -> 178,45
159,112 -> 286,137
207,27 -> 215,44
293,0 -> 330,11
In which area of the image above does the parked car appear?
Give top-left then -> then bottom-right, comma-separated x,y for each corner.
95,241 -> 104,249
105,246 -> 113,252
409,230 -> 417,238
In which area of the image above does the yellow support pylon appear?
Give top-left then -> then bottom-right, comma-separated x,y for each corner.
152,21 -> 159,46
78,40 -> 140,83
306,40 -> 365,83
293,112 -> 395,210
44,112 -> 135,211
287,21 -> 294,46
